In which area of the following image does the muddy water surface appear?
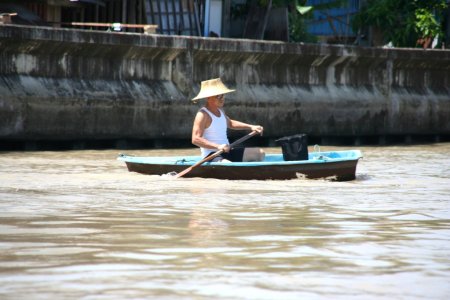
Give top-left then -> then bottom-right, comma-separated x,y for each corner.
0,144 -> 449,299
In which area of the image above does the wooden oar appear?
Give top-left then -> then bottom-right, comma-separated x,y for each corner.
174,131 -> 259,178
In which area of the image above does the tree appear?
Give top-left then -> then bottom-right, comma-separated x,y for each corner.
287,0 -> 316,42
351,0 -> 447,48
272,0 -> 347,43
237,0 -> 349,43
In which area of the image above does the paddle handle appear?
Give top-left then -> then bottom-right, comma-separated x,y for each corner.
175,131 -> 259,178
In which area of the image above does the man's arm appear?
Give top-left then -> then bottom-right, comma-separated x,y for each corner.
227,117 -> 264,135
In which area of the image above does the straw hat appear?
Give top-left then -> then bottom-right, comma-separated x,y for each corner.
191,78 -> 235,102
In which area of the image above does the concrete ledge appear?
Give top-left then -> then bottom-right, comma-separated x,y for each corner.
1,24 -> 449,144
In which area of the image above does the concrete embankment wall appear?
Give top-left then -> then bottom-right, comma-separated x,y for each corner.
0,24 -> 449,148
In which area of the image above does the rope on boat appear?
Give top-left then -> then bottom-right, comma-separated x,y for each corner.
174,159 -> 197,165
313,144 -> 330,161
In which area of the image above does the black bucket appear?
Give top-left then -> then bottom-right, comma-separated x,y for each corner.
275,134 -> 308,161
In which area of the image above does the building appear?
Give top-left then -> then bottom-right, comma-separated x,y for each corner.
1,0 -> 449,46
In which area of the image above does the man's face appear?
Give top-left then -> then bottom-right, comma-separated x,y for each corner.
215,94 -> 225,107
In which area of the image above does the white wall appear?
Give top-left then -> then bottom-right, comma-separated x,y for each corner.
208,0 -> 222,36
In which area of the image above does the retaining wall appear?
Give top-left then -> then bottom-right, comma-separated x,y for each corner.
0,24 -> 449,147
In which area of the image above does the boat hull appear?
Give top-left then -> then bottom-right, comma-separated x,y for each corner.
118,151 -> 362,181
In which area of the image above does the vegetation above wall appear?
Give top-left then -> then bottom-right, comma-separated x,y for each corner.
351,0 -> 448,48
270,0 -> 348,43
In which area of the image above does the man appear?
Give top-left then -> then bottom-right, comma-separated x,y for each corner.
191,78 -> 265,162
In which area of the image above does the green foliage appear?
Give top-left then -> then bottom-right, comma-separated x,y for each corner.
296,5 -> 312,15
248,0 -> 350,43
415,8 -> 441,38
289,10 -> 317,43
351,0 -> 447,47
287,0 -> 347,43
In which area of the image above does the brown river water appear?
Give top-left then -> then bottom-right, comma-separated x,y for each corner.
0,144 -> 449,300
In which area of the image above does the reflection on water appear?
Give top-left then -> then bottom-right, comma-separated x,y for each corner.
0,144 -> 450,299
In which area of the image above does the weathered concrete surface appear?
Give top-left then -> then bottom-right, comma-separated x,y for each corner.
0,24 -> 449,144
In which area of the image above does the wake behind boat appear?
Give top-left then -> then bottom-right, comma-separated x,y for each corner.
117,150 -> 362,181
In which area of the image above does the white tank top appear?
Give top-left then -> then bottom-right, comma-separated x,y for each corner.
200,107 -> 229,157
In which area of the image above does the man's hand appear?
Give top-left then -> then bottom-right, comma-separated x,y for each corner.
251,125 -> 264,136
218,144 -> 231,153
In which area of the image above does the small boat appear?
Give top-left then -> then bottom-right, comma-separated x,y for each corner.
117,149 -> 362,181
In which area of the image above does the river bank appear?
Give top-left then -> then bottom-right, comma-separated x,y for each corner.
1,24 -> 449,147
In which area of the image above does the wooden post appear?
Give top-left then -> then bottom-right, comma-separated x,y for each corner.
137,0 -> 143,24
164,0 -> 171,34
122,0 -> 127,31
129,0 -> 136,32
171,0 -> 178,34
222,0 -> 231,37
185,0 -> 194,36
156,0 -> 163,34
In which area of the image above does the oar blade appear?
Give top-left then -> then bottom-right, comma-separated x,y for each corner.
174,167 -> 192,178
